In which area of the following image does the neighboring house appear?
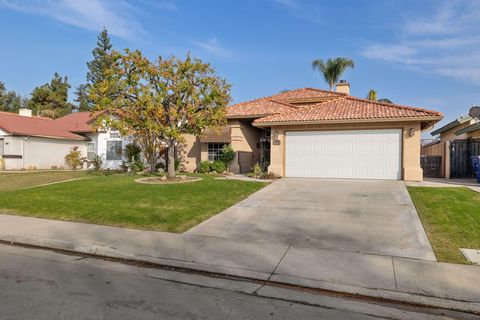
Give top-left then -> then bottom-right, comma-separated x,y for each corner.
427,109 -> 480,178
0,109 -> 127,170
180,84 -> 443,181
54,112 -> 129,170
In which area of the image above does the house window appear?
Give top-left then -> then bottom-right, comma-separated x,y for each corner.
87,142 -> 96,161
106,141 -> 122,161
208,143 -> 225,161
109,131 -> 121,139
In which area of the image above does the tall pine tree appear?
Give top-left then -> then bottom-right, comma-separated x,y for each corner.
74,84 -> 90,112
75,28 -> 114,111
86,28 -> 113,85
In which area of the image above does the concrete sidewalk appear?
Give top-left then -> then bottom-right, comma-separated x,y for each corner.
407,178 -> 480,193
1,214 -> 479,314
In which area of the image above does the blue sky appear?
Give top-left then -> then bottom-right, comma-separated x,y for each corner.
1,0 -> 480,132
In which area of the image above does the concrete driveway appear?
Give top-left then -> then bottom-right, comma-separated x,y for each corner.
186,178 -> 436,261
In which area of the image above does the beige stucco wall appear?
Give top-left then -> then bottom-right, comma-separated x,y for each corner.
178,134 -> 202,172
470,130 -> 480,139
3,136 -> 87,170
229,120 -> 262,173
267,121 -> 424,181
179,119 -> 262,173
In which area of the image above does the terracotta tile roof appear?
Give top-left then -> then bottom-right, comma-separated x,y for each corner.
0,111 -> 86,140
227,99 -> 299,118
227,88 -> 343,118
54,111 -> 104,133
253,96 -> 443,125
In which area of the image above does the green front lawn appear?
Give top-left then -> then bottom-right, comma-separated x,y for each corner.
0,171 -> 89,191
408,187 -> 480,264
0,173 -> 266,233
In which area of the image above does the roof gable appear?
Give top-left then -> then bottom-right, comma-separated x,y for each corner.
253,96 -> 442,125
227,88 -> 344,118
227,87 -> 441,125
0,112 -> 86,140
54,111 -> 105,133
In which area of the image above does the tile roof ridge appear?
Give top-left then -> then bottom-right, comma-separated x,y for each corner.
296,96 -> 346,109
257,98 -> 344,120
302,87 -> 347,96
229,87 -> 335,108
0,111 -> 53,121
344,96 -> 443,116
267,99 -> 300,109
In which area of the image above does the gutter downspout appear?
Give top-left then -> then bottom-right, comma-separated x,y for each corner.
22,137 -> 28,170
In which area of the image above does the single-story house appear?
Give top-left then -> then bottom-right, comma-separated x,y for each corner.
0,109 -> 128,170
180,83 -> 443,181
426,108 -> 480,178
1,84 -> 444,180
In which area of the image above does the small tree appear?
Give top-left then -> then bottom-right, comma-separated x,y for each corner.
125,143 -> 142,162
220,144 -> 235,170
90,50 -> 231,177
65,146 -> 83,170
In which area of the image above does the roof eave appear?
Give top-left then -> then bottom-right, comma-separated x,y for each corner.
0,126 -> 12,134
227,114 -> 273,119
431,115 -> 473,136
455,122 -> 480,135
11,132 -> 87,141
253,116 -> 443,128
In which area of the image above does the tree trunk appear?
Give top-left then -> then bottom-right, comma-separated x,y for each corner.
149,156 -> 156,174
167,143 -> 176,178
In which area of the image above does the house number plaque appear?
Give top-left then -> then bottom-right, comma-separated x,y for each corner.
273,140 -> 281,145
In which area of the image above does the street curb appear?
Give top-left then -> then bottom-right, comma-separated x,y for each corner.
2,233 -> 480,315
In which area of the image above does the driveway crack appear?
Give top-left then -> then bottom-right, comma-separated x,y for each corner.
268,245 -> 291,281
391,258 -> 398,291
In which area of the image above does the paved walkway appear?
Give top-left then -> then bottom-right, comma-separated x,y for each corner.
0,214 -> 479,313
188,178 -> 435,261
407,178 -> 480,193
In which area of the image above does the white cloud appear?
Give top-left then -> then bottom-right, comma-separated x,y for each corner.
272,0 -> 323,24
191,37 -> 234,58
361,0 -> 480,85
0,0 -> 143,39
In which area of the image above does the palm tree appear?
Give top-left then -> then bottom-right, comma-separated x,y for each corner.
366,89 -> 377,101
311,57 -> 354,91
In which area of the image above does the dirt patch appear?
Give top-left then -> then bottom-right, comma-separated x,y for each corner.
135,176 -> 202,185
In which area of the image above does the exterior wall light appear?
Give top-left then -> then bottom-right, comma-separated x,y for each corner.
409,128 -> 415,137
273,130 -> 279,140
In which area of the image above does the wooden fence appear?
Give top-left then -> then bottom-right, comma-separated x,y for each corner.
421,141 -> 445,178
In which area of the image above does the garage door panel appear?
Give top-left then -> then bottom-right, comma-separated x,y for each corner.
285,129 -> 402,180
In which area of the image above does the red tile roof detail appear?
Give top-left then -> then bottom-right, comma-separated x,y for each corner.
253,96 -> 443,124
0,112 -> 86,140
54,111 -> 104,133
227,99 -> 299,118
227,88 -> 343,118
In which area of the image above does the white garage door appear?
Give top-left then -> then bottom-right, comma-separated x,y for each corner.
285,129 -> 402,180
